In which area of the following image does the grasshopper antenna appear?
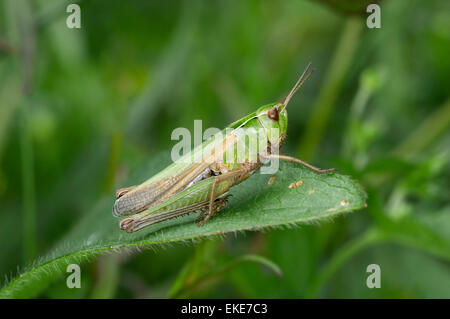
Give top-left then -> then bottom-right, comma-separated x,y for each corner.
281,62 -> 315,112
237,63 -> 315,131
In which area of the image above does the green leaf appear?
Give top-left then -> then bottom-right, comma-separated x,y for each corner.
0,154 -> 366,298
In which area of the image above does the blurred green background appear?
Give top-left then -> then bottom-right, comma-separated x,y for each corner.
1,0 -> 449,298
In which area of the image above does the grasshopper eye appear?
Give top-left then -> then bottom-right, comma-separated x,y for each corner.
268,107 -> 279,122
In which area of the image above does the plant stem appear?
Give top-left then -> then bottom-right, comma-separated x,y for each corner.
168,239 -> 219,298
340,77 -> 371,157
171,254 -> 282,298
20,111 -> 37,263
90,254 -> 120,299
298,17 -> 363,161
5,0 -> 38,263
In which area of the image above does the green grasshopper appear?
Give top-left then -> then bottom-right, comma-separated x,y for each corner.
113,63 -> 335,232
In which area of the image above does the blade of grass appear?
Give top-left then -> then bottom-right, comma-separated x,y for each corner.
308,213 -> 450,298
307,228 -> 384,298
393,99 -> 450,158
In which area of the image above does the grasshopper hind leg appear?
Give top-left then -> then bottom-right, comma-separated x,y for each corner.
115,186 -> 136,199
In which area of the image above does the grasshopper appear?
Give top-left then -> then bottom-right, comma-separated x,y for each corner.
113,63 -> 335,232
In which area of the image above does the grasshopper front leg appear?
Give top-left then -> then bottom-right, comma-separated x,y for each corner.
264,154 -> 335,174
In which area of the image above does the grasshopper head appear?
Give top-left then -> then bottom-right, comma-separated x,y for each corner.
255,62 -> 314,145
231,63 -> 314,146
256,103 -> 288,145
